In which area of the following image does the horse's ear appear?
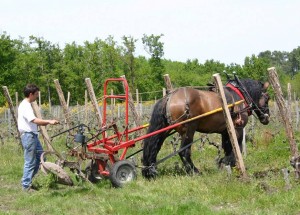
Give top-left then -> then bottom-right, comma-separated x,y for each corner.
263,82 -> 269,92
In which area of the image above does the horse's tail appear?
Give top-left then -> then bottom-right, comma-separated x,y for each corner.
142,97 -> 169,179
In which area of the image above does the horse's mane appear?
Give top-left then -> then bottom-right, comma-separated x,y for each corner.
239,79 -> 264,103
147,98 -> 168,132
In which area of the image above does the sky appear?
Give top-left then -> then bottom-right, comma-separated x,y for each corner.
1,0 -> 300,65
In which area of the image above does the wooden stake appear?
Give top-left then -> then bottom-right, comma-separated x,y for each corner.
38,91 -> 41,107
54,79 -> 71,129
31,102 -> 54,152
120,75 -> 141,135
213,74 -> 247,179
111,89 -> 115,121
85,78 -> 102,128
84,90 -> 88,125
287,83 -> 292,122
67,92 -> 70,108
163,88 -> 166,97
268,67 -> 299,159
136,89 -> 139,117
163,74 -> 173,93
2,86 -> 22,147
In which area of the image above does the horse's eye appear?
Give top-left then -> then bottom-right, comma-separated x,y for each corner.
262,93 -> 269,101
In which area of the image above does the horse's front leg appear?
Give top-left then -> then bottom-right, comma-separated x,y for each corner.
178,128 -> 199,175
142,132 -> 167,179
219,129 -> 244,167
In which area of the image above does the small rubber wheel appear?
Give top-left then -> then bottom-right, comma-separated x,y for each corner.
85,161 -> 103,183
109,160 -> 137,188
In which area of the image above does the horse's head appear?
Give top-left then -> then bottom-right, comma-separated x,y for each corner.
254,81 -> 270,125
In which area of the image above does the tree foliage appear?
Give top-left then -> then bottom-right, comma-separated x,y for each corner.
0,32 -> 299,106
142,34 -> 165,89
122,35 -> 138,93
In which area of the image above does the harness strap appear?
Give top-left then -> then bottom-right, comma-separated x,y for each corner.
184,87 -> 190,119
226,83 -> 252,116
166,88 -> 190,125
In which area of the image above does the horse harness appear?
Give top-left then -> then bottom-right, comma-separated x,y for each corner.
226,81 -> 253,116
165,87 -> 191,125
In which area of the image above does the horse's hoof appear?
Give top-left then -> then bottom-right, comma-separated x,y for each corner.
191,168 -> 202,176
185,166 -> 201,176
218,156 -> 236,167
142,166 -> 157,180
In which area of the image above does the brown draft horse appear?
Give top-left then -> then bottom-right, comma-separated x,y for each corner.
142,78 -> 270,179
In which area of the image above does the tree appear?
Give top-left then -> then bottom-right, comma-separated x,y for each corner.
122,36 -> 138,93
142,34 -> 165,88
289,47 -> 300,79
60,42 -> 86,105
226,63 -> 243,77
26,36 -> 62,105
0,32 -> 22,104
258,50 -> 291,77
242,55 -> 269,81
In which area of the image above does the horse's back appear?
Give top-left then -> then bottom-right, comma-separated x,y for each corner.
168,87 -> 227,133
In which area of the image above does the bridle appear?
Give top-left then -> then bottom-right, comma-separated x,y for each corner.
226,80 -> 269,119
252,92 -> 270,117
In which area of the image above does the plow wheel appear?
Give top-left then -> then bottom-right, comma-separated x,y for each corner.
85,161 -> 103,183
109,160 -> 137,188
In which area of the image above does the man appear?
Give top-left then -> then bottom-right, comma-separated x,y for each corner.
18,84 -> 59,191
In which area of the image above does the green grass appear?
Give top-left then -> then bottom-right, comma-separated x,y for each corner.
1,126 -> 300,215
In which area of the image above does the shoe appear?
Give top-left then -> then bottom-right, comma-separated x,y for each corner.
29,184 -> 39,190
23,187 -> 36,193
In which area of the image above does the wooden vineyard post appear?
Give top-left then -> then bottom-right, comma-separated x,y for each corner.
268,67 -> 299,178
38,91 -> 41,107
31,102 -> 55,152
242,128 -> 247,157
85,78 -> 102,128
48,86 -> 52,115
287,83 -> 292,122
213,74 -> 248,179
120,75 -> 142,136
84,90 -> 88,125
54,79 -> 71,129
163,74 -> 173,94
2,86 -> 22,148
136,89 -> 140,117
111,89 -> 115,121
67,92 -> 70,108
162,88 -> 166,97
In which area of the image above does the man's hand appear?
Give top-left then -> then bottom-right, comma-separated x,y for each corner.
32,118 -> 60,126
48,119 -> 60,125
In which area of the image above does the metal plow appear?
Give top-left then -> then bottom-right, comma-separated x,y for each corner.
40,151 -> 88,186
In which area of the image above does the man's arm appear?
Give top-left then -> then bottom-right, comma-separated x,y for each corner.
32,118 -> 60,126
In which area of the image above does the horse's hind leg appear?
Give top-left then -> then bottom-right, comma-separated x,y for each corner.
178,127 -> 200,175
